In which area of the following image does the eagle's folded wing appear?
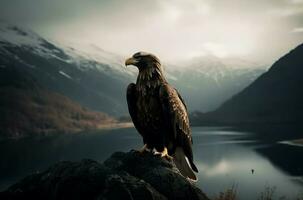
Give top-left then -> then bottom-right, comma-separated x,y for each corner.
159,84 -> 198,175
127,83 -> 145,137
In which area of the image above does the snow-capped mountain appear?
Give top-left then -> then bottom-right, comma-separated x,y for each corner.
60,42 -> 136,76
0,23 -> 134,116
166,55 -> 266,112
0,23 -> 128,75
0,22 -> 266,115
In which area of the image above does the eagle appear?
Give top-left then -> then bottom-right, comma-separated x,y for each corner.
125,52 -> 198,180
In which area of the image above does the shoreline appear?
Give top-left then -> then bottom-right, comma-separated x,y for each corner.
0,122 -> 134,141
279,138 -> 303,147
97,122 -> 133,130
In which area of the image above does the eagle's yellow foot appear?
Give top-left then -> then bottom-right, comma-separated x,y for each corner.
154,147 -> 173,160
137,144 -> 151,154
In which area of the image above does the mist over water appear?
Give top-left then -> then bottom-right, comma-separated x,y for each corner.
0,127 -> 302,199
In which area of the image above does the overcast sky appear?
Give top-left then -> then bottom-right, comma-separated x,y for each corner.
0,0 -> 303,64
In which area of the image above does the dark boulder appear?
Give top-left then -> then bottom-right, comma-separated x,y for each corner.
0,151 -> 209,200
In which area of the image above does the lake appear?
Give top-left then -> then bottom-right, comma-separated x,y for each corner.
0,126 -> 302,199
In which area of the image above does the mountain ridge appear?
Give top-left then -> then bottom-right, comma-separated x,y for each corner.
192,43 -> 303,125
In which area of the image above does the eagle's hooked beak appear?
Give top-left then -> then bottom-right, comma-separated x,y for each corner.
125,57 -> 138,67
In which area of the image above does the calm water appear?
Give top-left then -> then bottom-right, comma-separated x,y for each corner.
0,127 -> 302,199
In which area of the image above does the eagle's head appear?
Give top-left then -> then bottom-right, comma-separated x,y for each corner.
125,52 -> 165,92
125,52 -> 162,72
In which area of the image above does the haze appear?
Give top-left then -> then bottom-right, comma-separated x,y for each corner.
1,0 -> 303,64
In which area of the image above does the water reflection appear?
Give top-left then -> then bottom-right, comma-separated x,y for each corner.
200,159 -> 231,176
192,126 -> 303,199
198,140 -> 257,146
279,140 -> 303,147
0,126 -> 302,199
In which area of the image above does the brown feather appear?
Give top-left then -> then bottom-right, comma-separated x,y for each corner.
126,53 -> 198,180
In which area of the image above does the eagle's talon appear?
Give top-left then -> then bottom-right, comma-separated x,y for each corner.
154,147 -> 172,160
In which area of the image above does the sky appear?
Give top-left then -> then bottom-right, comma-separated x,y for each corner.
0,0 -> 303,64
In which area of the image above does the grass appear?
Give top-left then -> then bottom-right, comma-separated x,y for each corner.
213,185 -> 303,200
257,186 -> 277,200
214,185 -> 237,200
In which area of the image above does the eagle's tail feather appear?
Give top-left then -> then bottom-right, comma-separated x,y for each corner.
173,147 -> 197,181
189,159 -> 198,173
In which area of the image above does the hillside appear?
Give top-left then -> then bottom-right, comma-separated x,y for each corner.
192,43 -> 303,125
0,23 -> 132,116
0,67 -> 115,139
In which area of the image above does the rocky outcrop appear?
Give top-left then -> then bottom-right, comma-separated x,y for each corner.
0,151 -> 209,200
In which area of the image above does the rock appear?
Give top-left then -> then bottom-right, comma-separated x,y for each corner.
0,151 -> 209,200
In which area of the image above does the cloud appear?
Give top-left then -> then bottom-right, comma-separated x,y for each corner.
268,7 -> 303,17
292,27 -> 303,33
0,0 -> 302,64
290,0 -> 303,4
202,43 -> 228,58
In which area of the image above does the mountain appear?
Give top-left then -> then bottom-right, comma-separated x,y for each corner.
0,23 -> 134,117
0,23 -> 265,117
192,43 -> 303,125
167,55 -> 266,112
0,66 -> 115,139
